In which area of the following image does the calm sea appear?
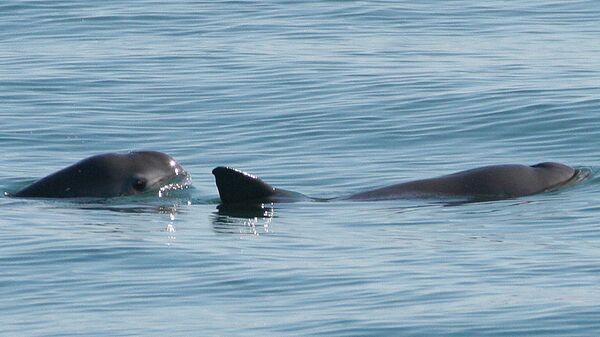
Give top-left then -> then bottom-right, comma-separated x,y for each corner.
2,1 -> 600,336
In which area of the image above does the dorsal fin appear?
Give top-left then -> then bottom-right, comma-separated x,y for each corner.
212,166 -> 276,204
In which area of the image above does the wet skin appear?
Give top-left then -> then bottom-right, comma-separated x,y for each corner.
212,162 -> 577,204
14,151 -> 188,198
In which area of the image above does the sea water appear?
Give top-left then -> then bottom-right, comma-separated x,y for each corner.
2,1 -> 600,336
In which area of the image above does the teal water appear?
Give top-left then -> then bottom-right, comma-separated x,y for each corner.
2,1 -> 600,336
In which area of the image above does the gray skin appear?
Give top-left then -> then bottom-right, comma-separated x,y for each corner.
212,162 -> 577,204
14,151 -> 188,198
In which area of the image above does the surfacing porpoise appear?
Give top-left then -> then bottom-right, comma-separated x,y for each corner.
212,162 -> 578,204
13,151 -> 189,198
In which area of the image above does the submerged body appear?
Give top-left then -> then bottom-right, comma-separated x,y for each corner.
212,162 -> 577,204
14,151 -> 189,198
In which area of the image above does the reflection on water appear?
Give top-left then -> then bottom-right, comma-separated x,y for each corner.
3,0 -> 600,334
212,203 -> 274,235
75,203 -> 182,215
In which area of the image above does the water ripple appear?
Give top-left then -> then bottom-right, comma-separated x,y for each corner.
2,0 -> 600,336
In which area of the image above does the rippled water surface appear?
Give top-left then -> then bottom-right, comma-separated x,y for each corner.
2,1 -> 600,336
